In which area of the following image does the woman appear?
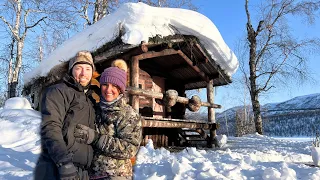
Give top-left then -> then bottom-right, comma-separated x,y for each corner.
74,59 -> 142,180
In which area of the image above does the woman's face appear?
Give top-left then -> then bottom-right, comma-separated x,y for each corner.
101,83 -> 120,102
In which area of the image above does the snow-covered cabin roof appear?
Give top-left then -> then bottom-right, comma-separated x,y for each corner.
24,2 -> 238,86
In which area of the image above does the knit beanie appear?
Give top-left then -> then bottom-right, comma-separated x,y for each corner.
69,50 -> 95,72
99,59 -> 128,93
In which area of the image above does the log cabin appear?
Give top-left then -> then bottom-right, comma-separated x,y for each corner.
23,3 -> 238,148
24,34 -> 232,148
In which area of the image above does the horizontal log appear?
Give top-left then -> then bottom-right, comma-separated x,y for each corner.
143,116 -> 208,123
183,134 -> 202,137
126,87 -> 221,108
186,139 -> 207,141
142,119 -> 217,130
127,86 -> 163,99
133,49 -> 180,61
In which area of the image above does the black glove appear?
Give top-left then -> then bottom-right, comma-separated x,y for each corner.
74,124 -> 100,144
58,162 -> 79,180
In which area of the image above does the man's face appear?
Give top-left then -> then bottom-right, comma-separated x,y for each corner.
101,83 -> 120,102
72,64 -> 93,87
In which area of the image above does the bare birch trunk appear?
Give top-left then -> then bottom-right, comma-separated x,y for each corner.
7,37 -> 15,98
246,0 -> 264,134
93,0 -> 108,24
8,40 -> 24,97
250,90 -> 263,134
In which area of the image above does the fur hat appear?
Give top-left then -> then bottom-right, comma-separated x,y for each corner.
99,59 -> 128,93
68,50 -> 95,71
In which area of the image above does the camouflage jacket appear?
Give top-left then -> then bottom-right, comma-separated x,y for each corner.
90,96 -> 142,179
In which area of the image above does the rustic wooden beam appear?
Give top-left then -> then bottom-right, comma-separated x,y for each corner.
94,44 -> 138,62
207,81 -> 215,123
130,57 -> 140,112
207,80 -> 218,148
126,87 -> 221,108
127,86 -> 163,99
176,50 -> 210,83
134,49 -> 179,61
142,119 -> 217,129
140,42 -> 148,53
194,43 -> 209,63
143,116 -> 212,123
186,139 -> 207,141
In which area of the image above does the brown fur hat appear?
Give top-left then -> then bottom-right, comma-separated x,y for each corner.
68,50 -> 95,71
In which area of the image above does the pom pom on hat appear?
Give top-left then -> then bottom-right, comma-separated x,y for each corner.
112,59 -> 128,72
99,59 -> 127,93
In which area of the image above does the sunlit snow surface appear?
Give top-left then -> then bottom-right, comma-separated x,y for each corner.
1,97 -> 320,180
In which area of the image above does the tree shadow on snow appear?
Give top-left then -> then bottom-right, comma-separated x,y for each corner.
0,146 -> 39,179
134,161 -> 174,179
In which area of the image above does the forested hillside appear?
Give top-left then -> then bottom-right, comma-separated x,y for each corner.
215,93 -> 320,136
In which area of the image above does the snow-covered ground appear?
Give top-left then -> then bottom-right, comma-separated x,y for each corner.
0,97 -> 320,180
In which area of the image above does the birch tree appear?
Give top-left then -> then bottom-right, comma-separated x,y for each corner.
68,0 -> 119,27
73,0 -> 196,27
0,0 -> 81,98
0,0 -> 48,97
244,0 -> 320,134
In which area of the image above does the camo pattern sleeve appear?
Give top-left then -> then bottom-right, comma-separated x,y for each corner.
96,104 -> 142,159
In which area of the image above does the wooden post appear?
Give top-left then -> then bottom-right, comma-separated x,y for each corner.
207,80 -> 217,148
131,57 -> 139,112
166,107 -> 172,118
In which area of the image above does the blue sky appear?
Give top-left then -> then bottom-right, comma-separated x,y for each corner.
192,0 -> 320,110
1,1 -> 318,109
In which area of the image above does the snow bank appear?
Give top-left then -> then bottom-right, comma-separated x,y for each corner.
1,99 -> 320,179
0,98 -> 41,154
4,97 -> 32,109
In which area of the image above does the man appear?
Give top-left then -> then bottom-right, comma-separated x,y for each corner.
34,50 -> 96,180
74,59 -> 142,180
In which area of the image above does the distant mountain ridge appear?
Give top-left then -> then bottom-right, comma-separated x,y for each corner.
216,93 -> 320,137
263,93 -> 320,111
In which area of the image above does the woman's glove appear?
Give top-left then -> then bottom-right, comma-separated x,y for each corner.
58,162 -> 79,180
74,124 -> 100,144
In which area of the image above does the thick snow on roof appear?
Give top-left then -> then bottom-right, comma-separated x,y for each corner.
24,2 -> 239,85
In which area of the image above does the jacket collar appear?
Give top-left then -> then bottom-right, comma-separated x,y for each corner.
99,95 -> 127,112
63,74 -> 86,92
